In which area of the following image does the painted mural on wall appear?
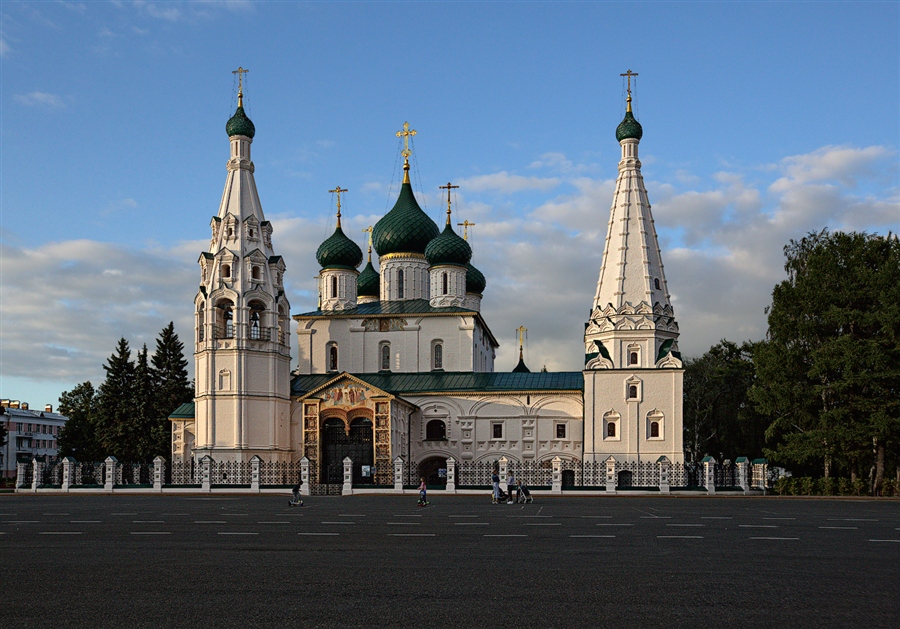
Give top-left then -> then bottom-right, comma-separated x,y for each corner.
321,385 -> 368,408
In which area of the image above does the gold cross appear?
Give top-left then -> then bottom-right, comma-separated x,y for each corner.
233,66 -> 249,106
396,121 -> 417,159
439,182 -> 459,224
329,186 -> 347,226
516,325 -> 528,348
620,69 -> 638,96
457,220 -> 476,240
362,226 -> 373,252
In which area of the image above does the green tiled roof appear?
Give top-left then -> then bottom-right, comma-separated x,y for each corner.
466,263 -> 486,294
168,402 -> 195,419
425,222 -> 471,267
291,371 -> 584,397
294,298 -> 475,318
616,109 -> 642,142
372,182 -> 440,256
226,105 -> 256,139
316,225 -> 363,270
357,259 -> 380,297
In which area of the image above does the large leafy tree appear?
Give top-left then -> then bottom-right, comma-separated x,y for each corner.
57,381 -> 103,461
683,340 -> 768,462
149,322 -> 193,458
750,230 -> 900,488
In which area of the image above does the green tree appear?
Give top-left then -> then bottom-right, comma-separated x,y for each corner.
57,381 -> 103,461
150,322 -> 193,458
132,344 -> 156,461
750,230 -> 900,490
683,340 -> 768,462
93,338 -> 137,460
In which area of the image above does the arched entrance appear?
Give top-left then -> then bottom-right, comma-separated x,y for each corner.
321,417 -> 374,485
417,456 -> 448,487
617,470 -> 633,487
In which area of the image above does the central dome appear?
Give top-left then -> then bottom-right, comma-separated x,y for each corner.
372,182 -> 440,256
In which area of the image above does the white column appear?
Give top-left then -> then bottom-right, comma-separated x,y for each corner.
300,457 -> 310,496
605,456 -> 617,494
551,456 -> 562,494
658,456 -> 670,494
342,456 -> 353,495
736,457 -> 749,494
153,456 -> 164,492
703,456 -> 716,495
201,455 -> 212,492
250,455 -> 262,493
16,461 -> 28,489
445,457 -> 456,494
393,456 -> 404,493
62,457 -> 74,492
32,458 -> 43,492
104,456 -> 118,491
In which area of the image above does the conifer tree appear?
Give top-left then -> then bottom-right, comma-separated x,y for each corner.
57,381 -> 102,461
132,344 -> 156,461
93,338 -> 136,460
150,322 -> 193,458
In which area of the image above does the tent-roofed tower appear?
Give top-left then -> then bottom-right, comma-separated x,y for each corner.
189,69 -> 293,464
582,72 -> 683,466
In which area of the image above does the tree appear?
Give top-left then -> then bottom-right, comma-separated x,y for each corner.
150,322 -> 193,458
683,340 -> 768,462
93,338 -> 137,460
750,230 -> 900,489
57,382 -> 103,461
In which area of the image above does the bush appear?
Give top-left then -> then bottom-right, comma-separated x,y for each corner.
879,478 -> 895,497
798,477 -> 814,496
837,477 -> 852,496
852,479 -> 869,496
773,476 -> 793,496
817,477 -> 837,496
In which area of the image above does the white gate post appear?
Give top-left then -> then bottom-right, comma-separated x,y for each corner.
736,457 -> 749,494
31,458 -> 43,492
551,456 -> 562,494
445,457 -> 456,494
16,461 -> 29,490
605,456 -> 617,494
200,455 -> 212,492
62,457 -> 74,492
658,456 -> 670,494
250,455 -> 262,493
498,456 -> 509,488
104,456 -> 118,491
153,456 -> 164,492
393,456 -> 404,493
300,457 -> 310,496
342,457 -> 353,495
703,456 -> 716,494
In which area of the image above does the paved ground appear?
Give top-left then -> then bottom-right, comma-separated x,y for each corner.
1,493 -> 898,628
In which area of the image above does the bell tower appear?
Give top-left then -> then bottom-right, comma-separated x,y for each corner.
192,69 -> 293,463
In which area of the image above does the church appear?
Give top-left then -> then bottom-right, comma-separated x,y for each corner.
169,72 -> 684,490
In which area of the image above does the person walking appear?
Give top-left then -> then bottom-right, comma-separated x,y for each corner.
418,477 -> 428,506
506,472 -> 516,504
491,470 -> 501,503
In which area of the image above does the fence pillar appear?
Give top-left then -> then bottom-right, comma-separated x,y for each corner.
300,457 -> 310,496
250,455 -> 262,493
61,457 -> 75,492
445,457 -> 456,493
658,456 -> 670,494
32,458 -> 43,492
702,456 -> 716,494
153,456 -> 164,492
200,455 -> 212,492
605,456 -> 617,494
104,456 -> 118,491
393,456 -> 404,493
342,457 -> 353,495
551,456 -> 562,494
498,456 -> 509,487
736,457 -> 749,494
16,461 -> 28,489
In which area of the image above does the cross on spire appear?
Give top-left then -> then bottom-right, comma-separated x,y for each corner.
329,186 -> 347,226
396,121 -> 417,183
457,220 -> 476,240
620,69 -> 638,112
362,226 -> 373,254
233,66 -> 249,106
439,182 -> 459,225
516,325 -> 528,360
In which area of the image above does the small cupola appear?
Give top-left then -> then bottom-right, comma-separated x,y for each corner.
357,226 -> 381,304
428,183 -> 470,307
615,70 -> 642,142
317,187 -> 362,311
226,69 -> 256,139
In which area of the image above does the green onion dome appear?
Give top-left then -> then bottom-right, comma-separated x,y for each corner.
316,225 -> 363,270
357,259 -> 380,297
465,262 -> 486,294
226,105 -> 256,139
615,109 -> 642,142
425,223 -> 472,267
372,182 -> 440,256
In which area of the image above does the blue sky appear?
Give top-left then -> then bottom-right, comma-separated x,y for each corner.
1,1 -> 898,409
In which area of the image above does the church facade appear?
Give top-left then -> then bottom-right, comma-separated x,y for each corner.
170,77 -> 684,489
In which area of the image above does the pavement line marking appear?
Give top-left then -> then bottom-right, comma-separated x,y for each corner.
667,524 -> 704,527
257,521 -> 291,524
828,518 -> 877,522
455,522 -> 489,526
819,526 -> 858,530
641,516 -> 672,519
749,537 -> 799,540
4,521 -> 39,524
218,532 -> 258,536
597,523 -> 633,527
570,535 -> 615,538
581,515 -> 612,519
701,516 -> 733,520
658,535 -> 703,539
385,522 -> 420,525
111,513 -> 138,516
194,521 -> 227,524
161,513 -> 190,516
389,533 -> 435,537
0,532 -> 5,535
40,532 -> 83,535
43,513 -> 70,516
449,515 -> 479,518
508,515 -> 553,518
394,514 -> 423,518
869,539 -> 900,543
299,533 -> 339,536
762,517 -> 794,520
740,525 -> 778,528
321,521 -> 355,525
484,534 -> 526,538
70,520 -> 101,523
524,523 -> 561,526
337,514 -> 367,517
130,532 -> 171,535
133,520 -> 165,524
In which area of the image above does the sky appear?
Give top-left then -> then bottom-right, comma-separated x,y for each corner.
1,1 -> 898,410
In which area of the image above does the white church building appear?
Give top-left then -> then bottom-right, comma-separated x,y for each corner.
170,75 -> 684,489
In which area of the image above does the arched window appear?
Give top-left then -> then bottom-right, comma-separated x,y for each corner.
221,264 -> 231,279
425,420 -> 446,440
442,272 -> 448,295
628,385 -> 637,399
650,421 -> 660,438
217,300 -> 234,339
198,305 -> 205,342
248,301 -> 265,340
607,422 -> 616,438
380,343 -> 391,371
252,266 -> 261,281
397,269 -> 404,299
647,411 -> 664,440
629,352 -> 638,366
331,276 -> 338,299
433,343 -> 443,370
654,278 -> 661,290
328,345 -> 338,371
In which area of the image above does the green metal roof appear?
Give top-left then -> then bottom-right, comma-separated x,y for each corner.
294,298 -> 475,319
425,222 -> 471,267
291,371 -> 584,397
357,259 -> 380,297
316,225 -> 363,270
616,109 -> 643,142
466,263 -> 486,294
372,182 -> 440,256
226,105 -> 256,139
168,402 -> 195,419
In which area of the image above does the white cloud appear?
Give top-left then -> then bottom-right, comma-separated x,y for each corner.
14,91 -> 65,109
459,171 -> 560,194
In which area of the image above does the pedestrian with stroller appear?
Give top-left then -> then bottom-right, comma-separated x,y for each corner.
492,470 -> 501,503
506,472 -> 516,504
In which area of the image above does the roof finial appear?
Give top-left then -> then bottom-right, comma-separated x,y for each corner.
620,69 -> 638,112
233,66 -> 249,108
396,121 -> 417,184
439,182 -> 459,226
362,226 -> 373,261
457,219 -> 476,241
329,186 -> 347,228
517,325 -> 528,359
